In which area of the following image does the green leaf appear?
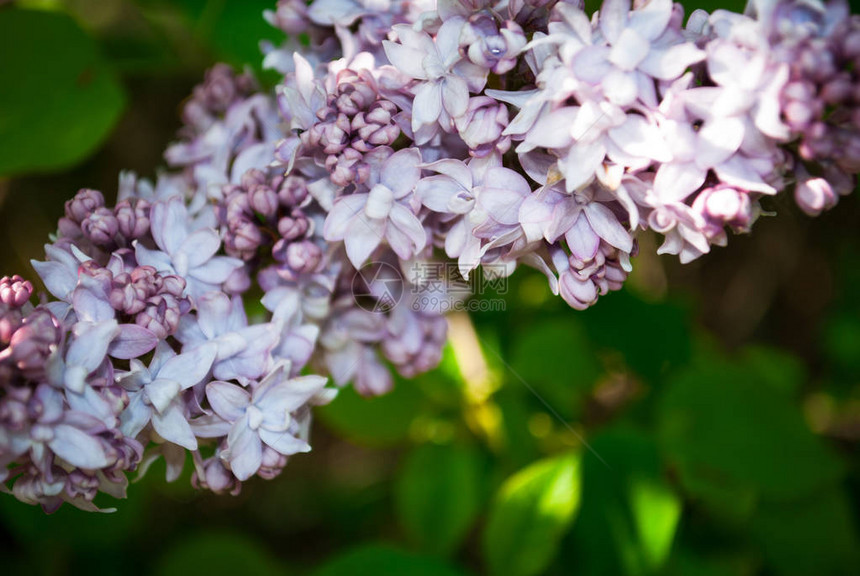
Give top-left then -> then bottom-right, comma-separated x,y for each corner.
580,290 -> 692,382
166,0 -> 282,71
0,8 -> 125,177
741,345 -> 806,397
155,531 -> 288,576
317,380 -> 425,447
751,489 -> 860,576
395,442 -> 485,556
510,318 -> 602,419
569,428 -> 682,576
311,544 -> 470,576
0,487 -> 141,548
483,453 -> 581,576
658,356 -> 844,508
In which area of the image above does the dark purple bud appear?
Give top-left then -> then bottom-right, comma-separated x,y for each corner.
257,446 -> 288,480
0,275 -> 33,308
115,199 -> 151,240
241,168 -> 269,191
65,470 -> 100,501
351,100 -> 400,151
248,185 -> 279,218
268,0 -> 308,34
326,147 -> 369,187
110,266 -> 164,315
81,207 -> 119,246
462,16 -> 526,74
110,275 -> 145,315
225,218 -> 263,260
843,30 -> 860,59
285,240 -> 323,274
0,305 -> 23,345
159,274 -> 186,298
277,213 -> 310,240
278,176 -> 308,206
136,294 -> 182,339
694,185 -> 753,230
225,192 -> 252,224
2,309 -> 63,380
306,113 -> 351,155
192,454 -> 242,495
333,69 -> 378,115
65,189 -> 105,224
0,383 -> 31,430
196,64 -> 239,113
795,176 -> 837,216
78,260 -> 114,286
455,96 -> 511,156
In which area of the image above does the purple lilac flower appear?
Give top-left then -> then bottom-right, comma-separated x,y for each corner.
323,148 -> 426,267
4,0 -> 860,513
117,341 -> 217,450
202,362 -> 327,480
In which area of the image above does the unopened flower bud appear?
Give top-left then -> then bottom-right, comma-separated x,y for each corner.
279,175 -> 309,206
115,199 -> 151,240
81,207 -> 119,246
136,294 -> 182,339
0,275 -> 33,308
277,213 -> 310,240
248,185 -> 279,218
795,176 -> 837,216
65,189 -> 105,224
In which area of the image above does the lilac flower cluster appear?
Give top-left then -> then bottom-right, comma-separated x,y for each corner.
2,0 -> 858,512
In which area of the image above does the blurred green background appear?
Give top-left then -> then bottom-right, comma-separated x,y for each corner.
1,1 -> 859,575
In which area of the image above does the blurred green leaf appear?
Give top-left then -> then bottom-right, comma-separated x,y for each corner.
166,0 -> 282,70
311,544 -> 470,576
395,442 -> 485,556
580,290 -> 692,382
483,453 -> 581,576
658,355 -> 844,507
823,314 -> 860,379
317,380 -> 425,447
0,486 -> 143,549
741,345 -> 806,397
0,8 -> 125,177
155,531 -> 288,576
664,550 -> 753,576
569,428 -> 681,576
678,0 -> 747,14
751,489 -> 860,576
510,318 -> 602,419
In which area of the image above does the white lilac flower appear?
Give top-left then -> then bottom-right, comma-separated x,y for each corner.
117,341 -> 217,450
176,291 -> 279,383
135,197 -> 243,303
203,362 -> 328,480
383,20 -> 488,142
323,148 -> 426,268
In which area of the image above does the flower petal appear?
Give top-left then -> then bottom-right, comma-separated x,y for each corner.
259,428 -> 311,456
206,380 -> 251,422
226,419 -> 263,481
158,343 -> 217,389
344,215 -> 384,268
585,202 -> 633,252
151,401 -> 197,450
50,425 -> 112,470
